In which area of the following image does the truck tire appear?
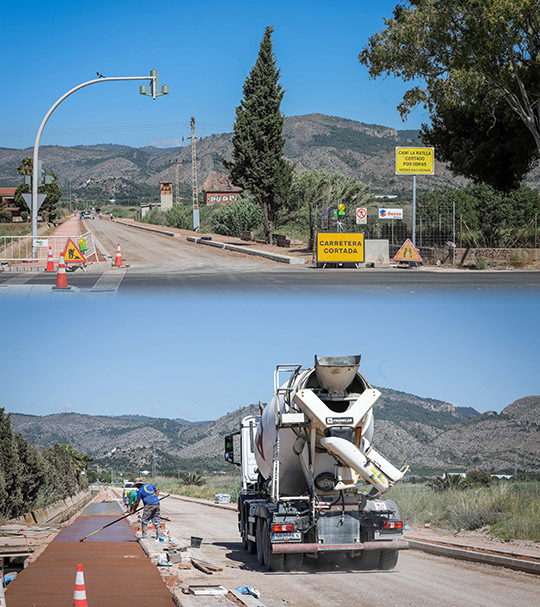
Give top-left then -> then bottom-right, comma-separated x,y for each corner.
284,553 -> 303,571
379,549 -> 398,570
262,520 -> 285,571
361,549 -> 381,570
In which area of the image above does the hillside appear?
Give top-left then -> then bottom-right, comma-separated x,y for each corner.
0,113 -> 472,200
10,390 -> 539,477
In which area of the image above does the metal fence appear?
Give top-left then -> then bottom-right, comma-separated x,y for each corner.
322,203 -> 539,250
0,231 -> 98,263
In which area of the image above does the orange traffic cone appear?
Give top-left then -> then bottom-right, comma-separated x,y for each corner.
73,563 -> 88,607
53,255 -> 70,290
114,243 -> 122,267
46,247 -> 55,272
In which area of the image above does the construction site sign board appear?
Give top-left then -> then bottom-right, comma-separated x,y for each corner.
395,147 -> 434,175
316,233 -> 365,264
62,238 -> 87,263
393,238 -> 422,262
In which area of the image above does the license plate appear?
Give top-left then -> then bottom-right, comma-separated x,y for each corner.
271,532 -> 301,542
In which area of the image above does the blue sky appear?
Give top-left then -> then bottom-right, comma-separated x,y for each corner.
1,0 -> 427,149
2,292 -> 538,420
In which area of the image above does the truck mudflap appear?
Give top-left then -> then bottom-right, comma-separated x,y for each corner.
272,540 -> 409,554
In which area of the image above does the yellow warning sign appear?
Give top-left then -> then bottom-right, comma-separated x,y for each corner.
62,238 -> 87,263
394,239 -> 422,262
316,233 -> 365,264
396,147 -> 434,175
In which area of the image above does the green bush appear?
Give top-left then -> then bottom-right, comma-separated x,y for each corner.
0,211 -> 12,223
20,211 -> 29,222
140,208 -> 166,225
210,197 -> 263,237
166,204 -> 194,230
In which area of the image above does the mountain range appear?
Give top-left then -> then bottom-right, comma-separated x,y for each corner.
9,389 -> 539,476
0,113 -> 470,200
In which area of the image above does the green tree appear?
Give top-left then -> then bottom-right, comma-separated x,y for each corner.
210,197 -> 263,237
0,409 -> 23,518
418,183 -> 540,246
14,158 -> 62,220
224,26 -> 292,243
421,93 -> 539,191
359,1 -> 540,180
289,171 -> 371,248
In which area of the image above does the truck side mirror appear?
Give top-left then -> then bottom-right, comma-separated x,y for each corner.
224,435 -> 235,464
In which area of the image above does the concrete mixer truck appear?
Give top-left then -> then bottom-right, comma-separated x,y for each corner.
224,355 -> 409,571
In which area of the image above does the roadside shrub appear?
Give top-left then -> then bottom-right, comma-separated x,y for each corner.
179,471 -> 205,486
475,255 -> 487,270
0,211 -> 12,223
20,211 -> 29,222
210,197 -> 263,237
465,469 -> 492,487
428,473 -> 466,492
140,207 -> 166,225
448,503 -> 501,530
166,204 -> 193,230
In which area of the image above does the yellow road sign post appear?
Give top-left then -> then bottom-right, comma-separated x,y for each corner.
395,147 -> 434,247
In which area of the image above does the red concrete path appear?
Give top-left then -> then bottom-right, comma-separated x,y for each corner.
5,503 -> 175,607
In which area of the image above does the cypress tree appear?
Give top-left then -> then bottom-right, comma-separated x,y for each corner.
224,26 -> 292,244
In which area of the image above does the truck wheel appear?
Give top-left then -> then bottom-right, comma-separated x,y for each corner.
361,550 -> 380,570
379,550 -> 398,570
284,553 -> 303,571
262,520 -> 284,571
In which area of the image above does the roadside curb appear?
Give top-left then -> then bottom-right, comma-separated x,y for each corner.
187,236 -> 306,265
408,539 -> 540,575
113,219 -> 181,238
168,493 -> 237,512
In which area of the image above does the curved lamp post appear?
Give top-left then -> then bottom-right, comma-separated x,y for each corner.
31,69 -> 169,257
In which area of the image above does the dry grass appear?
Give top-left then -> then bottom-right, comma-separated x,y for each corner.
387,481 -> 540,541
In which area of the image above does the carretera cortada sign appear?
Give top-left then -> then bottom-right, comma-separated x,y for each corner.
379,208 -> 403,220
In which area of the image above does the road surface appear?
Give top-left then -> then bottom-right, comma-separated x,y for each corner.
1,219 -> 540,295
160,497 -> 540,607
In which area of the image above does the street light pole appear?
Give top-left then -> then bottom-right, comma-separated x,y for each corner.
31,70 -> 169,257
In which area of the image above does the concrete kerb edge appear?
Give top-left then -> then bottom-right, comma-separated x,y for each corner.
408,539 -> 540,575
114,219 -> 179,238
186,236 -> 305,265
168,493 -> 237,512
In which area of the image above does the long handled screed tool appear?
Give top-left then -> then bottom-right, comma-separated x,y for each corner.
79,494 -> 170,542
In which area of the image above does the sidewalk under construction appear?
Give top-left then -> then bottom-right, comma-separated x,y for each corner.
5,501 -> 175,606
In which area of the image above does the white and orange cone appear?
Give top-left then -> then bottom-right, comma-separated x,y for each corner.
46,247 -> 55,272
73,563 -> 88,607
114,243 -> 122,267
53,255 -> 70,290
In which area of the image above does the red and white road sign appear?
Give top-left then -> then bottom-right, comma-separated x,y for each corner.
356,207 -> 367,225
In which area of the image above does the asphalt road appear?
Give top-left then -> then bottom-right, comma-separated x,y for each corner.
161,498 -> 540,607
1,219 -> 540,295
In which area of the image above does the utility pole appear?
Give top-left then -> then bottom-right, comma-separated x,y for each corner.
169,158 -> 182,205
188,116 -> 200,230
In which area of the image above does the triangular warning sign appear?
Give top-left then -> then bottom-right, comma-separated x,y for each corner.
394,238 -> 422,262
61,238 -> 87,263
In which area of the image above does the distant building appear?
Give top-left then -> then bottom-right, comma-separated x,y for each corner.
0,187 -> 19,218
202,172 -> 242,206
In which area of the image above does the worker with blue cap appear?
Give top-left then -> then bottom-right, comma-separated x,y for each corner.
132,478 -> 162,540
